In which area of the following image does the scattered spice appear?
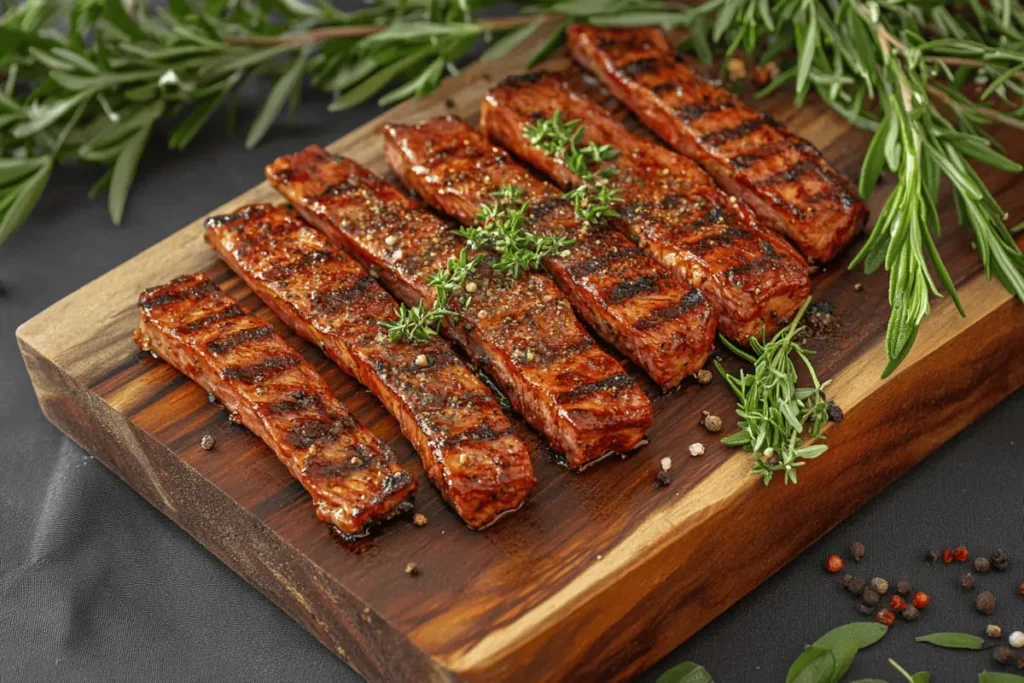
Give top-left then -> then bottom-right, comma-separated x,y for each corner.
901,605 -> 920,622
207,392 -> 217,404
862,587 -> 882,607
875,609 -> 895,626
404,562 -> 419,576
200,434 -> 215,450
995,647 -> 1015,665
987,624 -> 1003,639
1018,655 -> 1024,671
411,512 -> 427,527
976,556 -> 992,573
853,282 -> 864,292
688,442 -> 705,457
695,368 -> 713,385
701,413 -> 723,433
943,549 -> 954,564
960,573 -> 975,590
912,591 -> 930,610
660,457 -> 672,471
444,97 -> 455,109
826,401 -> 844,422
1019,580 -> 1024,595
826,555 -> 845,573
414,354 -> 430,368
896,578 -> 913,595
990,549 -> 1010,572
655,470 -> 672,487
1009,631 -> 1024,649
890,595 -> 908,611
850,541 -> 866,562
975,591 -> 996,615
726,57 -> 747,81
954,546 -> 969,562
228,411 -> 241,425
870,577 -> 889,595
843,575 -> 867,596
926,549 -> 941,564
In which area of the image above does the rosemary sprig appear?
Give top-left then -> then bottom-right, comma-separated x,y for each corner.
714,298 -> 832,485
523,110 -> 622,224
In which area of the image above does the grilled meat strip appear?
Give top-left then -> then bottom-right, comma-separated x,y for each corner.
383,116 -> 716,388
567,25 -> 867,263
134,273 -> 415,538
482,71 -> 811,340
266,146 -> 652,470
205,204 -> 535,529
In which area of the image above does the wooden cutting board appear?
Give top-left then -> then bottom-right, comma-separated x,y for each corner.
16,29 -> 1024,682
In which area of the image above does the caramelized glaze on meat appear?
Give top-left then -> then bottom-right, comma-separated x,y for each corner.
567,25 -> 867,263
482,71 -> 811,340
382,116 -> 716,387
265,147 -> 652,470
134,273 -> 415,538
205,204 -> 535,528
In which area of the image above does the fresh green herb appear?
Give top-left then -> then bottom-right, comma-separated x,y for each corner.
457,184 -> 575,279
979,674 -> 1024,683
523,111 -> 622,224
383,247 -> 479,342
656,661 -> 714,683
885,659 -> 930,683
715,298 -> 832,485
914,632 -> 987,650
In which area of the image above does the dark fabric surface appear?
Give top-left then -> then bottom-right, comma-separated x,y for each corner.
1,86 -> 1022,683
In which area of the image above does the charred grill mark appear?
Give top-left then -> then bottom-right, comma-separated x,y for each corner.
301,442 -> 378,479
440,423 -> 514,448
527,197 -> 567,221
652,82 -> 678,95
699,117 -> 769,149
608,275 -> 659,305
689,205 -> 726,230
730,153 -> 767,169
139,278 -> 217,309
221,355 -> 301,384
206,324 -> 274,355
307,278 -> 377,315
266,390 -> 324,414
676,97 -> 735,123
555,373 -> 635,404
528,337 -> 596,366
634,289 -> 705,331
204,205 -> 266,229
566,246 -> 645,278
261,250 -> 332,282
619,57 -> 660,77
287,414 -> 359,450
179,304 -> 244,333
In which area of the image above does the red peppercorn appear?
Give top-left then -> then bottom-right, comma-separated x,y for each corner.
890,595 -> 908,611
1018,581 -> 1024,596
875,609 -> 895,626
913,591 -> 930,609
943,549 -> 954,563
826,554 -> 844,573
954,546 -> 969,562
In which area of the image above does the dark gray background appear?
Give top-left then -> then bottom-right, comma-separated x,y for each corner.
2,85 -> 1022,682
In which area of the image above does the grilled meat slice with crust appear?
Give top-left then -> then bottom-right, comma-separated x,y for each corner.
205,204 -> 535,529
567,25 -> 867,263
133,273 -> 415,538
382,116 -> 716,388
482,71 -> 811,340
265,146 -> 652,470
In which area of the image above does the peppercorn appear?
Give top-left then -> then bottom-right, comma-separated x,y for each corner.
695,368 -> 713,385
995,647 -> 1014,665
987,624 -> 1003,639
1018,656 -> 1024,672
960,573 -> 975,590
862,587 -> 882,607
912,591 -> 930,609
404,562 -> 419,576
896,578 -> 913,595
850,541 -> 866,562
975,557 -> 992,573
200,434 -> 215,451
826,554 -> 845,573
655,470 -> 672,487
826,402 -> 844,422
943,549 -> 954,564
901,605 -> 920,622
411,513 -> 427,527
1019,580 -> 1024,595
857,602 -> 874,616
954,546 -> 969,562
870,577 -> 889,595
976,591 -> 996,616
926,550 -> 940,564
701,414 -> 723,433
843,575 -> 867,596
875,609 -> 895,627
890,595 -> 908,611
1009,631 -> 1024,649
990,549 -> 1010,572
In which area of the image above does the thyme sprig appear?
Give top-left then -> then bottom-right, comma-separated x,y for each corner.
714,298 -> 832,486
383,247 -> 480,342
523,111 -> 622,224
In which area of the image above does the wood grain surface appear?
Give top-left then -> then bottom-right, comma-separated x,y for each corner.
16,28 -> 1024,682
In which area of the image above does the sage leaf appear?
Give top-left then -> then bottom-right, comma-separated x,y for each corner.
657,661 -> 714,683
979,673 -> 1024,682
786,646 -> 834,683
814,622 -> 889,651
245,47 -> 308,149
828,639 -> 859,683
915,632 -> 987,650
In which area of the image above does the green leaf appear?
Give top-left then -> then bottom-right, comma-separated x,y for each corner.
657,661 -> 714,683
978,673 -> 1024,682
915,632 -> 986,650
814,622 -> 889,651
377,56 -> 444,106
103,0 -> 146,40
169,90 -> 229,150
0,158 -> 52,245
786,646 -> 834,683
12,90 -> 92,138
0,157 -> 47,187
108,109 -> 160,225
849,680 -> 889,682
480,20 -> 544,62
860,114 -> 889,199
328,47 -> 431,111
358,22 -> 479,46
245,48 -> 308,149
795,11 -> 818,98
527,19 -> 570,68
